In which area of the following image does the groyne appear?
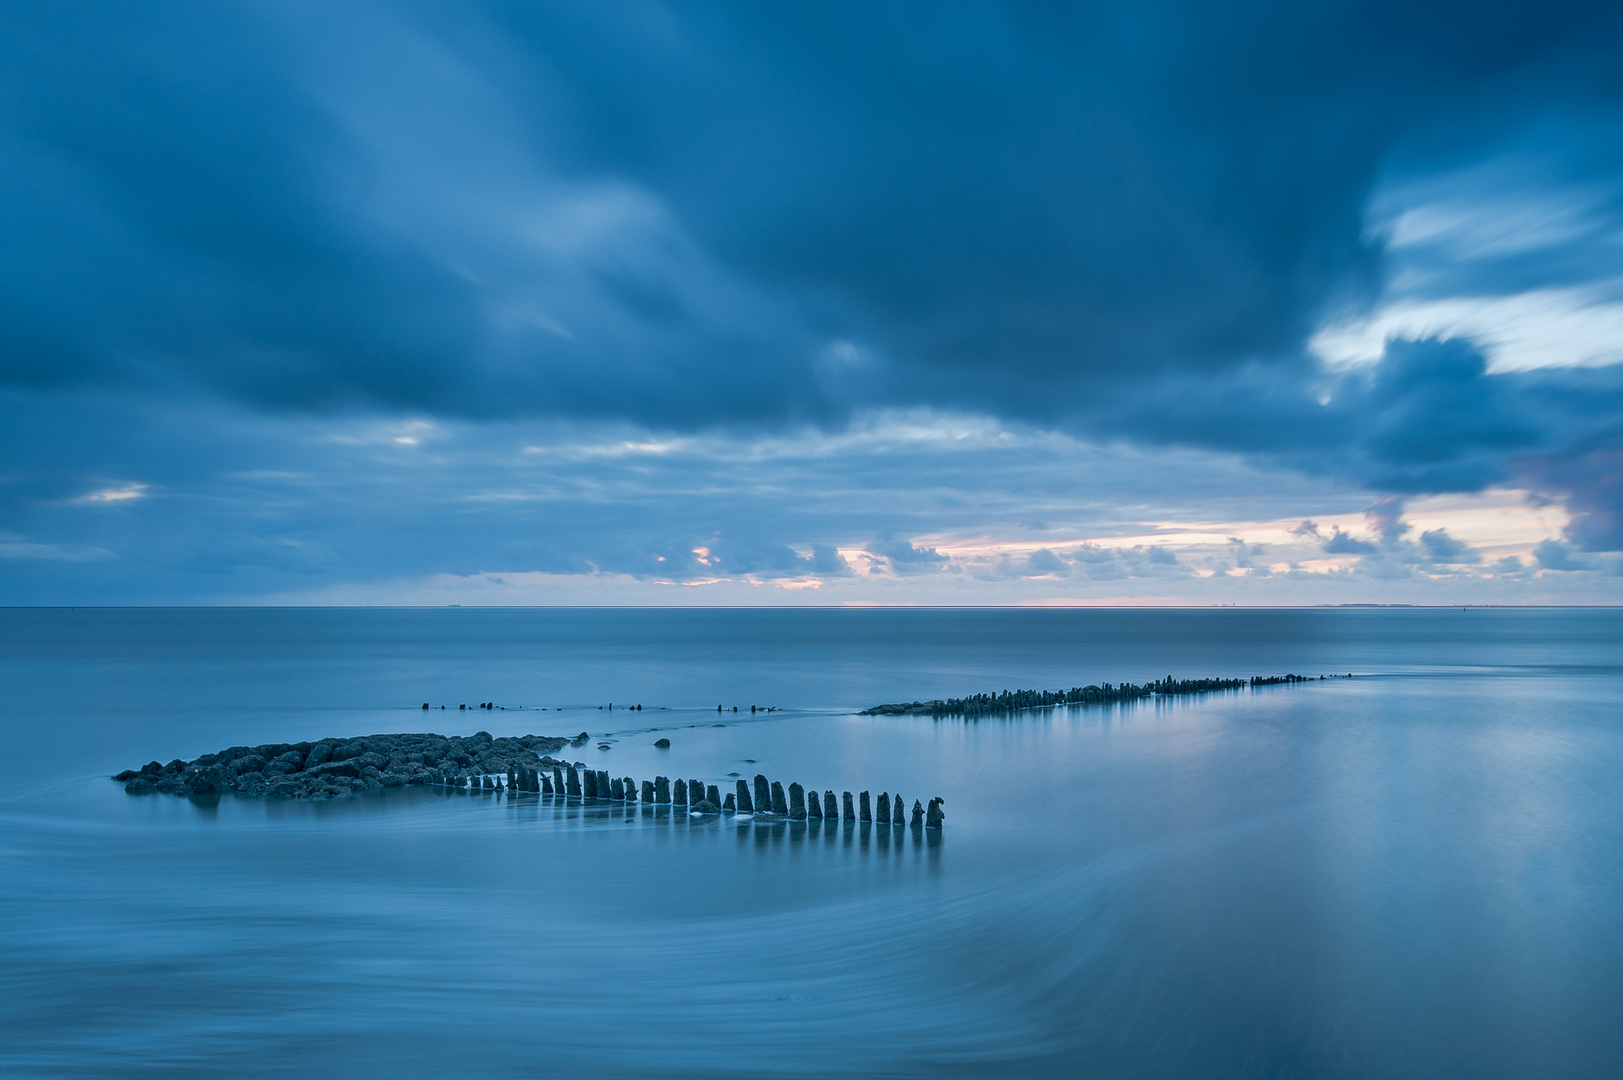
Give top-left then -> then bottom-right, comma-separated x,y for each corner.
861,673 -> 1330,718
427,767 -> 943,828
112,734 -> 945,827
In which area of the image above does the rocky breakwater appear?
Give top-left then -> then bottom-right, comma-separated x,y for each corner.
862,673 -> 1333,718
114,730 -> 570,799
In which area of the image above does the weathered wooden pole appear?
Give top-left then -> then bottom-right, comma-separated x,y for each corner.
753,775 -> 771,812
859,791 -> 872,821
654,776 -> 671,804
807,787 -> 822,819
824,790 -> 838,818
892,793 -> 905,825
926,797 -> 944,828
770,781 -> 788,815
566,766 -> 581,797
788,782 -> 807,820
641,779 -> 655,803
735,778 -> 754,812
673,778 -> 688,805
842,791 -> 855,820
911,799 -> 924,826
877,792 -> 891,822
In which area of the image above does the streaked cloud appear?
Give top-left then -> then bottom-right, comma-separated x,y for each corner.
1,2 -> 1622,602
72,484 -> 148,504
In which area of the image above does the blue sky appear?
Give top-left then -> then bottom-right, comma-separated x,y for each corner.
4,0 -> 1623,604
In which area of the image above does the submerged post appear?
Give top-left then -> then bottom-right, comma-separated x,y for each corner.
770,781 -> 788,815
673,778 -> 688,806
806,787 -> 822,819
609,777 -> 624,800
553,766 -> 565,794
596,770 -> 609,799
623,776 -> 635,801
584,769 -> 598,799
877,792 -> 890,822
735,778 -> 754,812
788,782 -> 806,820
706,784 -> 721,807
654,776 -> 671,804
926,797 -> 944,828
859,791 -> 872,822
566,766 -> 581,798
641,779 -> 655,803
911,799 -> 924,826
892,793 -> 905,825
824,790 -> 838,818
754,775 -> 771,812
842,791 -> 855,820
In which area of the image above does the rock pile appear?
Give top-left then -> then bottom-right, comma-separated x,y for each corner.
115,731 -> 569,799
862,672 -> 1336,717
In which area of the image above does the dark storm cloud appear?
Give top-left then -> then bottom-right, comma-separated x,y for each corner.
1534,539 -> 1593,571
867,536 -> 949,574
1420,529 -> 1476,563
5,1 -> 1622,415
1524,445 -> 1623,551
1099,336 -> 1623,548
6,0 -> 1623,604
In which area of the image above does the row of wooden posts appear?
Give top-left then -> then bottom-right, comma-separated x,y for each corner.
436,764 -> 945,827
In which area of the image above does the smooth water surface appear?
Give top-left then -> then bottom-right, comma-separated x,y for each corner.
2,608 -> 1621,1077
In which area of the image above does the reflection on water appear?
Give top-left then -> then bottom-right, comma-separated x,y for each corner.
2,608 -> 1622,1078
413,786 -> 948,851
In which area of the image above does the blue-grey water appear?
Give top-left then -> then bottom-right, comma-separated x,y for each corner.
2,607 -> 1620,1078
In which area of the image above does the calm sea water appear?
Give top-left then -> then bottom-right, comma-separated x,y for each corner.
1,607 -> 1620,1078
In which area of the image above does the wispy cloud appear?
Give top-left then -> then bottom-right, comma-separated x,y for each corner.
0,540 -> 115,562
72,484 -> 148,504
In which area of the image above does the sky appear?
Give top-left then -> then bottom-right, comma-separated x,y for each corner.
4,0 -> 1623,605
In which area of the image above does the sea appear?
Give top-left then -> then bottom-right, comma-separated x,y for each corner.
1,606 -> 1620,1078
